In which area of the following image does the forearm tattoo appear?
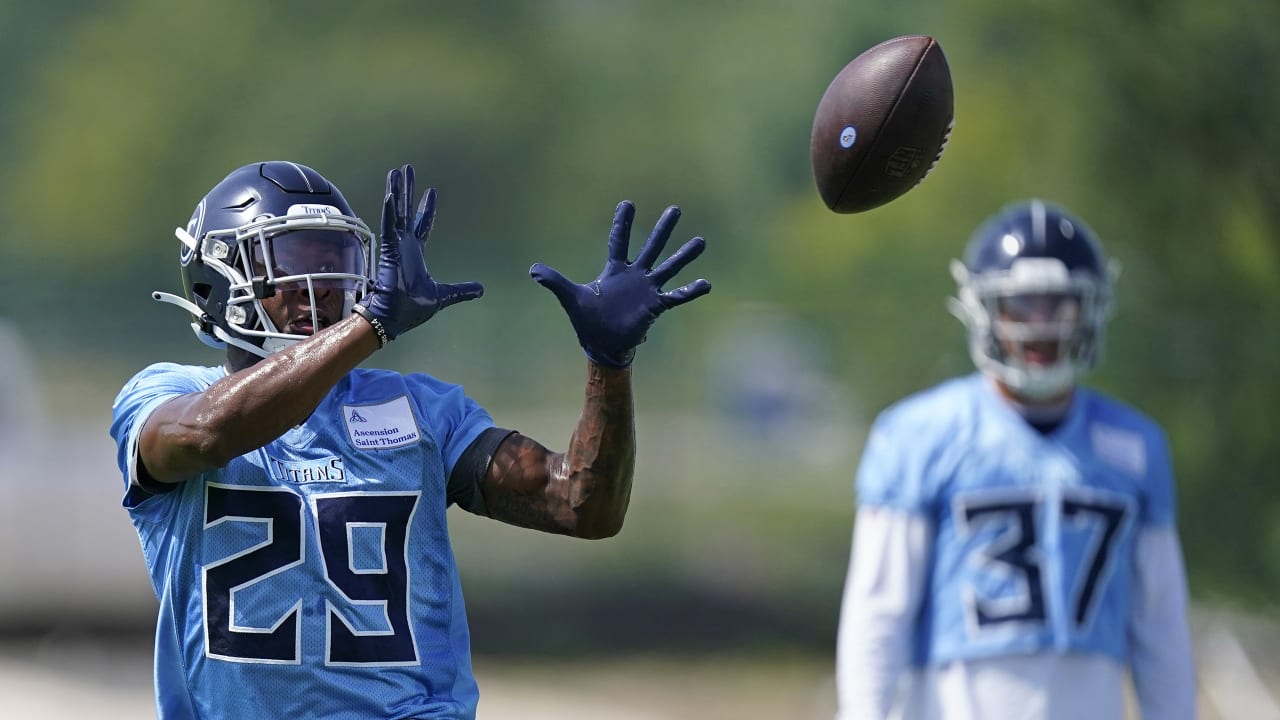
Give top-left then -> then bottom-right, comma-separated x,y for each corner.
484,364 -> 636,536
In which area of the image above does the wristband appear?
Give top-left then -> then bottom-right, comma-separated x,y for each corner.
352,303 -> 389,348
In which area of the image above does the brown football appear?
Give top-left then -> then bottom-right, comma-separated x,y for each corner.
810,35 -> 954,214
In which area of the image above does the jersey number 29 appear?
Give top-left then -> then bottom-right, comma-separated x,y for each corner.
203,484 -> 421,666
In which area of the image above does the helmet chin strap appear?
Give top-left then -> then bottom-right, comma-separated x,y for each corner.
211,326 -> 271,359
153,290 -> 282,359
994,361 -> 1076,402
209,319 -> 306,358
153,291 -> 225,350
968,338 -> 1076,403
260,335 -> 302,356
990,373 -> 1074,427
255,304 -> 306,356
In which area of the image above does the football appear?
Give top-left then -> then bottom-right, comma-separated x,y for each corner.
810,35 -> 954,214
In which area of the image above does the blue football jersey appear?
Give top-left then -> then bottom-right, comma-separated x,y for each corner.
855,373 -> 1175,668
109,362 -> 496,719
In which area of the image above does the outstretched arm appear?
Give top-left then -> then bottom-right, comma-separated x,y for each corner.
482,363 -> 635,539
139,317 -> 382,484
479,200 -> 709,538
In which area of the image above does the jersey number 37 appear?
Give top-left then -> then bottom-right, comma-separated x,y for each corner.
956,488 -> 1135,632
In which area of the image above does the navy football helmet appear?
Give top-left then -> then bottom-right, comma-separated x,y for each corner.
154,161 -> 375,357
947,199 -> 1118,399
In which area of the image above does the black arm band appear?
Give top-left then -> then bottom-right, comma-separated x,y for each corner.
447,426 -> 516,516
352,304 -> 389,348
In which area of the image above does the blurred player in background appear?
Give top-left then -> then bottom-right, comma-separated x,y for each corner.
835,199 -> 1196,720
109,160 -> 710,719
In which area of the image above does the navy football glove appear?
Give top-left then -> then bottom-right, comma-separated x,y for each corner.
354,164 -> 484,343
531,201 -> 711,368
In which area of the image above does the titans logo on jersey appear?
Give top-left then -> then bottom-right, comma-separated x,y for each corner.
855,373 -> 1175,667
109,362 -> 496,719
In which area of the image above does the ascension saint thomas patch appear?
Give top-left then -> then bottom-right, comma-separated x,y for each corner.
343,396 -> 421,450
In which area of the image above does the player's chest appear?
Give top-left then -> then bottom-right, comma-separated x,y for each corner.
222,395 -> 445,494
936,439 -> 1142,559
944,421 -> 1142,500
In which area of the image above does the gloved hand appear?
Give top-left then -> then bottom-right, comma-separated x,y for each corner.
354,164 -> 484,343
531,201 -> 711,368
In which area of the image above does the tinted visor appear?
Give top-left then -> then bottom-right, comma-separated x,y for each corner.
251,230 -> 367,289
995,292 -> 1081,324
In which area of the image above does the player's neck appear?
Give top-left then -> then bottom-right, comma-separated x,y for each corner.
225,346 -> 265,373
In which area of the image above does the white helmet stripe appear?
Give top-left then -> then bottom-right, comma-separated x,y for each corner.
1031,198 -> 1046,245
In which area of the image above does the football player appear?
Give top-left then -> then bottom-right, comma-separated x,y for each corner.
109,161 -> 710,719
834,200 -> 1196,720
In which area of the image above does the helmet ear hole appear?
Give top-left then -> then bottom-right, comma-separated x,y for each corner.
191,283 -> 212,302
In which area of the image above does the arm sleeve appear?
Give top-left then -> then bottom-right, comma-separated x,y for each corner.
835,504 -> 932,720
1128,526 -> 1197,720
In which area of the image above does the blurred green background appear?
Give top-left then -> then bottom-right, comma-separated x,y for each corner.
1,0 -> 1278,715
